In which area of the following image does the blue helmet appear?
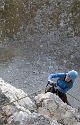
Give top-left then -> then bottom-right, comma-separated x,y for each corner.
67,70 -> 78,81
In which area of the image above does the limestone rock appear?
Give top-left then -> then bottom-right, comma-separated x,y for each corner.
0,78 -> 80,125
35,92 -> 80,125
0,78 -> 35,112
8,111 -> 62,125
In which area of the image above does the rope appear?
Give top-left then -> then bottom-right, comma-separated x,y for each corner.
67,92 -> 80,102
0,84 -> 80,109
0,88 -> 43,109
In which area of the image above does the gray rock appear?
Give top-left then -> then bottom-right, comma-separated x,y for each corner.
0,78 -> 80,125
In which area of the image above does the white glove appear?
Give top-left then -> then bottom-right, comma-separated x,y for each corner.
48,80 -> 53,85
54,86 -> 61,90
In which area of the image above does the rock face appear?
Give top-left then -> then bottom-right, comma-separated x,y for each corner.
0,78 -> 80,125
35,93 -> 80,125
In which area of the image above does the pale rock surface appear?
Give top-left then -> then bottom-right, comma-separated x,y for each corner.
0,78 -> 61,125
0,78 -> 35,111
35,92 -> 80,125
0,78 -> 80,125
8,111 -> 62,125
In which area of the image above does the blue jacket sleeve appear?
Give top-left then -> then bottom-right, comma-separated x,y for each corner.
48,73 -> 65,81
60,84 -> 73,93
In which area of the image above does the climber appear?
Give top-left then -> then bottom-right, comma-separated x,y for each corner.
45,70 -> 78,106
